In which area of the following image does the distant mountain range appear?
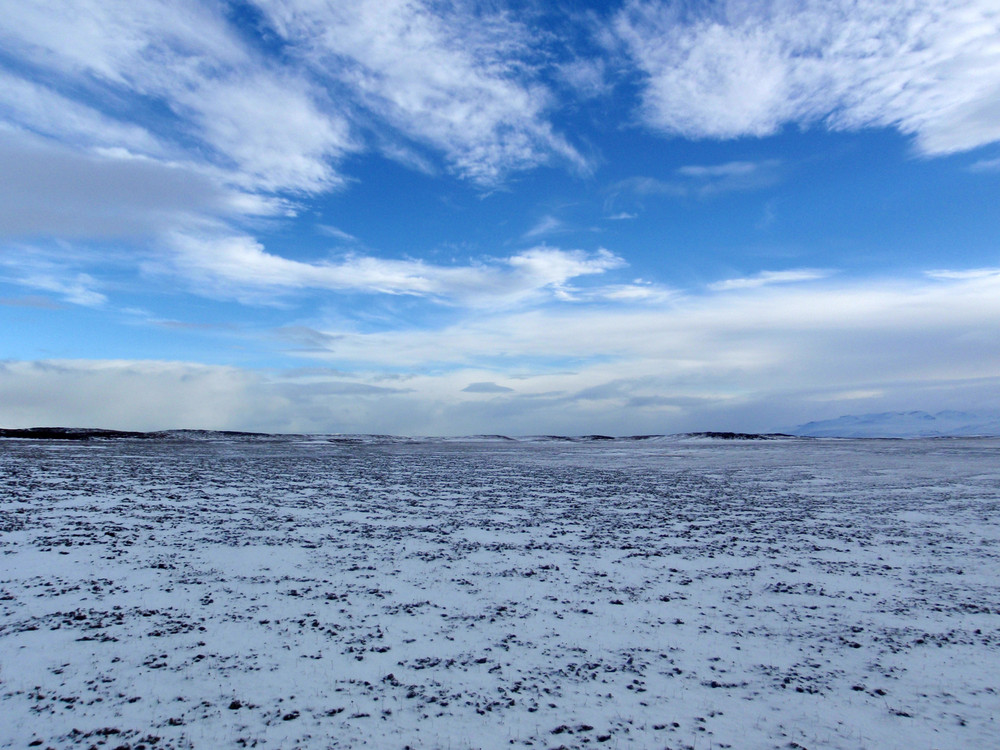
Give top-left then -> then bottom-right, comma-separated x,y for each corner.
3,418 -> 999,442
0,428 -> 795,443
792,410 -> 1000,438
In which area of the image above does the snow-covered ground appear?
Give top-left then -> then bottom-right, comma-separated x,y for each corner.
2,436 -> 998,749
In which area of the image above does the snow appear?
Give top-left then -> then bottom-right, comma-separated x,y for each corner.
2,436 -> 999,749
792,410 -> 1000,438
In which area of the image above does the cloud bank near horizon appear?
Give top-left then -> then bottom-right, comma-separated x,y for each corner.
4,269 -> 1000,434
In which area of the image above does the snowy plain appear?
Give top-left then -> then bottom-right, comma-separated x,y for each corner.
1,435 -> 998,749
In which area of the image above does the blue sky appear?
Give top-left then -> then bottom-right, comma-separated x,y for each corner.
2,0 -> 1000,434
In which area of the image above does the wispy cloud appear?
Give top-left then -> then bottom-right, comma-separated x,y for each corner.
272,326 -> 346,352
187,71 -> 354,194
317,225 -> 359,243
0,71 -> 165,156
462,381 -> 515,393
969,158 -> 1000,172
0,0 -> 354,195
556,58 -> 610,99
610,159 -> 782,204
253,0 -> 585,184
611,176 -> 683,199
676,161 -> 765,179
708,269 -> 829,292
13,273 -> 107,308
522,215 -> 565,239
0,247 -> 108,307
926,267 -> 1000,281
678,159 -> 783,195
615,0 -> 1000,155
161,233 -> 625,307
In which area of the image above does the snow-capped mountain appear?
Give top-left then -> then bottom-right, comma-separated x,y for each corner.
792,410 -> 1000,438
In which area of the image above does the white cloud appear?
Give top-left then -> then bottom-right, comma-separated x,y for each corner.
0,73 -> 164,157
588,283 -> 672,303
505,247 -> 622,289
522,215 -> 565,239
252,0 -> 585,183
708,269 -> 829,292
185,73 -> 353,194
12,273 -> 107,308
0,0 -> 246,86
970,157 -> 1000,172
317,225 -> 359,243
615,0 -> 1000,155
0,0 -> 592,279
610,159 -> 782,203
677,159 -> 783,194
926,267 -> 1000,280
162,233 -> 625,306
556,58 -> 610,99
676,161 -> 771,179
0,0 -> 355,195
808,389 -> 884,402
0,246 -> 108,307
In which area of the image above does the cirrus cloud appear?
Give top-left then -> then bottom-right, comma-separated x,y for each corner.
615,0 -> 1000,155
160,232 -> 626,307
251,0 -> 586,184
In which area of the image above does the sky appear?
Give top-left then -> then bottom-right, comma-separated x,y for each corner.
1,0 -> 1000,435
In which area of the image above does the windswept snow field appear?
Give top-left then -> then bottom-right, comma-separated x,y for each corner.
1,436 -> 999,749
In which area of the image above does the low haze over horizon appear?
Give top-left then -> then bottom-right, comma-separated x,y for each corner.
2,0 -> 1000,435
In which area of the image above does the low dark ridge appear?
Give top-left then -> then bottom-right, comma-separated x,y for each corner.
162,429 -> 272,439
322,434 -> 407,444
0,427 -> 151,441
0,427 -> 272,441
1,427 -> 800,442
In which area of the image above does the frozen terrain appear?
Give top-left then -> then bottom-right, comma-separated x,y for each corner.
1,435 -> 998,749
